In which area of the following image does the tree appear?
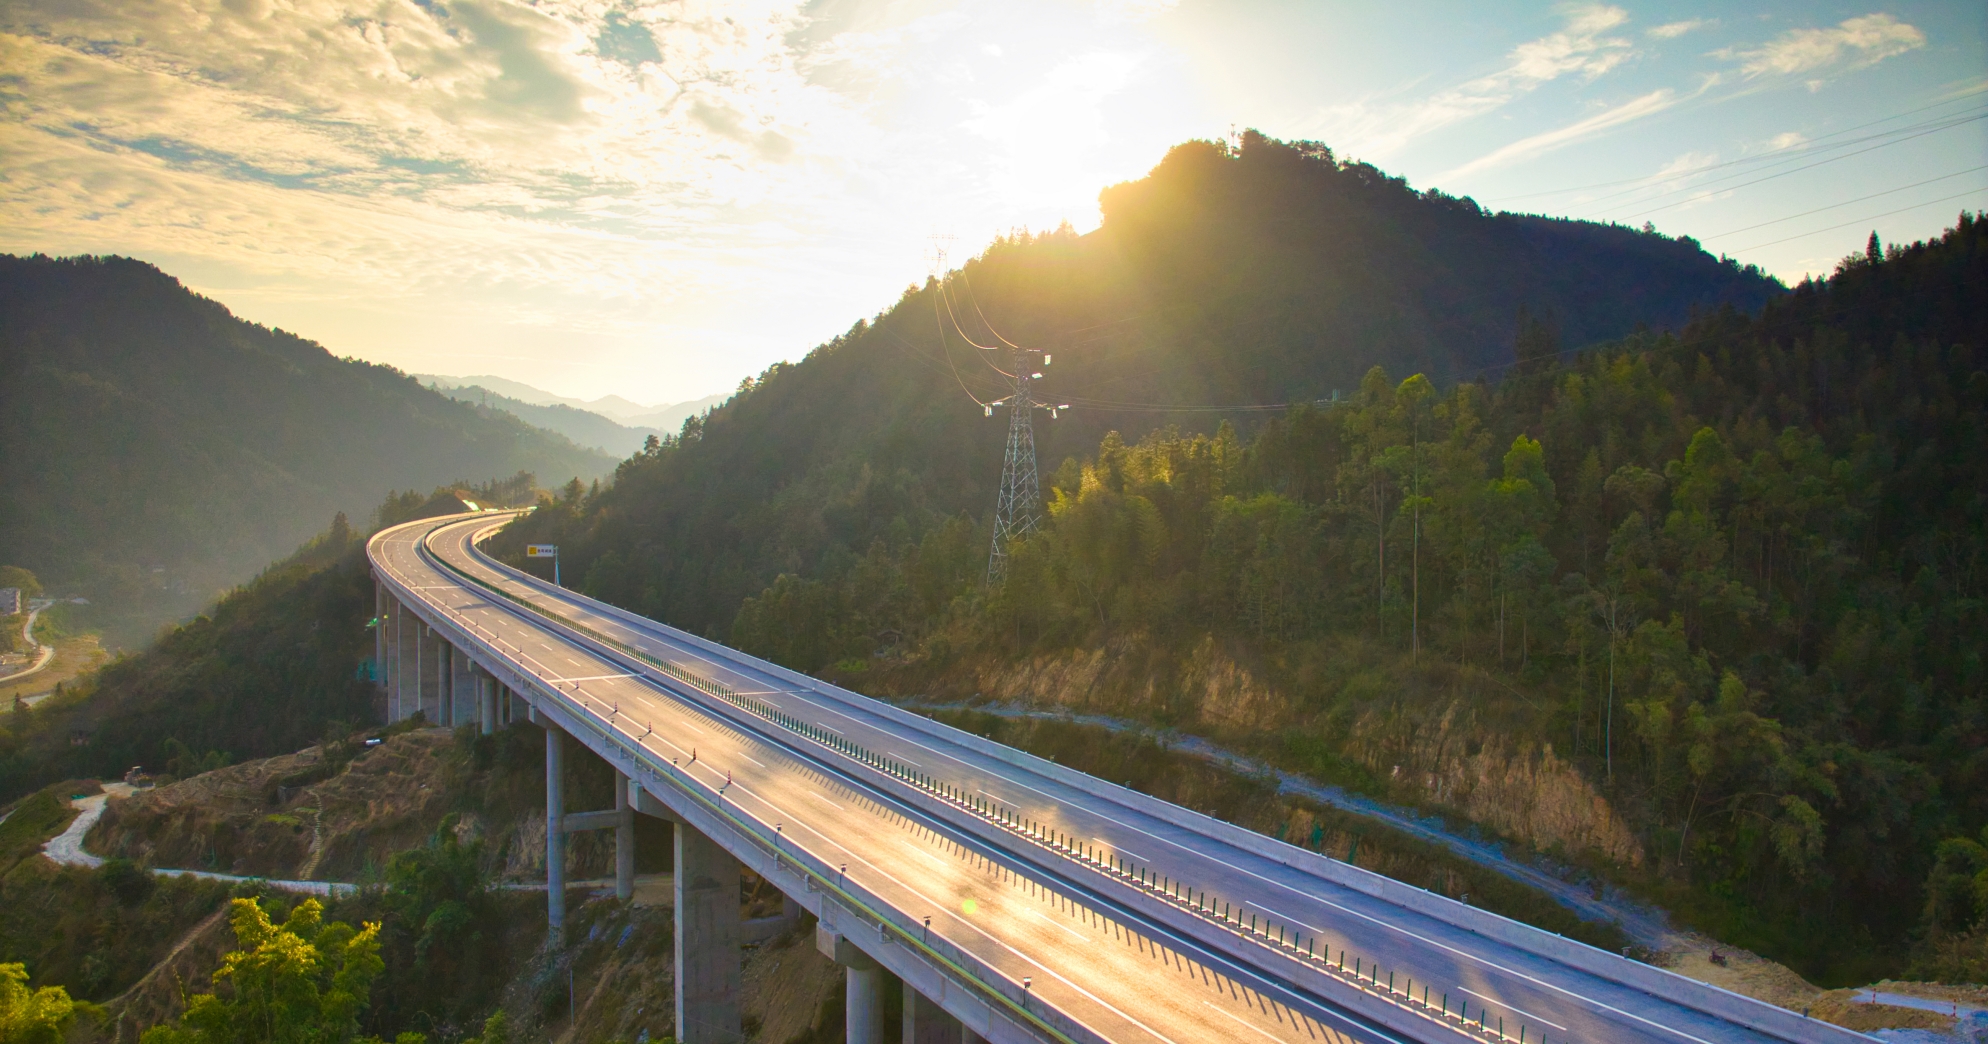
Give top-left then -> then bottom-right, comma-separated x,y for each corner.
0,963 -> 75,1044
140,897 -> 386,1044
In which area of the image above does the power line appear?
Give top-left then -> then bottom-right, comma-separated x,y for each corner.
1699,166 -> 1988,240
1593,111 -> 1988,221
1485,91 -> 1988,204
1726,190 -> 1987,253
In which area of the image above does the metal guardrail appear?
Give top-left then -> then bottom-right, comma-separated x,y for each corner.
404,521 -> 1091,1044
426,523 -> 1568,1044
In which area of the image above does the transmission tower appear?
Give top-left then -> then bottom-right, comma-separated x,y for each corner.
987,349 -> 1043,585
925,238 -> 1065,586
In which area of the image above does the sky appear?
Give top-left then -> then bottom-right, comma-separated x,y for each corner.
2,1 -> 1983,405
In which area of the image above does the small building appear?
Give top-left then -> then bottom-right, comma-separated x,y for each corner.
0,588 -> 19,616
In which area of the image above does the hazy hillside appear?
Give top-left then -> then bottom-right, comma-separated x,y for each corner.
424,381 -> 665,457
0,255 -> 614,645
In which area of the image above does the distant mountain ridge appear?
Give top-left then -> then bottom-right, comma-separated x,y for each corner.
415,374 -> 728,434
0,255 -> 614,646
418,382 -> 665,458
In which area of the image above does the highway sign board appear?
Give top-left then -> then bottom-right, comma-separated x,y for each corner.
526,545 -> 558,558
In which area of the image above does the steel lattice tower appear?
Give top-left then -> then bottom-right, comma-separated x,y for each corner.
987,353 -> 1042,585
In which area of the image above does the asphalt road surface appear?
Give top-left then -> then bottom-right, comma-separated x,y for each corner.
375,513 -> 1814,1044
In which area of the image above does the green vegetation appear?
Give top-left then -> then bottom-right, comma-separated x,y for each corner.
493,139 -> 1982,983
0,255 -> 611,647
0,962 -> 80,1043
139,897 -> 387,1044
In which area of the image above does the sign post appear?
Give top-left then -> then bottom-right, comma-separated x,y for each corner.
527,544 -> 560,586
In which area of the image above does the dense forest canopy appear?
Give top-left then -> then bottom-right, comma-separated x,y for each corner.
0,255 -> 611,646
494,151 -> 1982,978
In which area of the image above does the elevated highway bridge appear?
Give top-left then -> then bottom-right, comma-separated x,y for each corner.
369,511 -> 1867,1044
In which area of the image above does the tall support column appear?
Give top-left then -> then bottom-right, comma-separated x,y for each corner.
817,928 -> 883,1044
414,623 -> 427,721
392,598 -> 405,720
676,820 -> 743,1043
373,582 -> 385,690
436,638 -> 451,725
545,724 -> 566,935
614,769 -> 635,901
477,673 -> 497,735
904,989 -> 963,1044
452,646 -> 473,727
847,965 -> 884,1044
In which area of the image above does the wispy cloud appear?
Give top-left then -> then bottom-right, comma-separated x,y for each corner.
1438,86 -> 1686,181
1647,19 -> 1712,40
1313,4 -> 1635,159
1725,13 -> 1926,79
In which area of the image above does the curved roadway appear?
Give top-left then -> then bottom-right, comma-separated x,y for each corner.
375,512 -> 1846,1044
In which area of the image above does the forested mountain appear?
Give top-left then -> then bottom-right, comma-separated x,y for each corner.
490,131 -> 1781,632
487,134 -> 1982,982
0,255 -> 612,645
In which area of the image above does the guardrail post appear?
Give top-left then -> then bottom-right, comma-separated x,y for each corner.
677,818 -> 744,1042
546,722 -> 567,937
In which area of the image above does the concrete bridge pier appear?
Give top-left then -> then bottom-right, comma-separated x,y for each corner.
449,644 -> 474,726
392,597 -> 414,720
473,671 -> 493,734
676,815 -> 744,1042
545,722 -> 567,935
817,927 -> 885,1044
614,768 -> 635,901
426,627 -> 446,723
373,583 -> 386,692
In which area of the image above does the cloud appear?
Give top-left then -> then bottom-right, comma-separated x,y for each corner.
1727,13 -> 1926,79
1311,4 -> 1634,159
1648,19 -> 1711,39
1438,87 -> 1681,181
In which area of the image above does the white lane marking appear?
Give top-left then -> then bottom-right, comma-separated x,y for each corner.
808,791 -> 843,810
893,754 -> 924,767
1023,906 -> 1089,942
678,722 -> 705,734
738,793 -> 1197,1044
550,673 -> 638,683
415,524 -> 1465,1044
1245,901 -> 1323,935
1200,1001 -> 1292,1043
978,789 -> 1016,807
1460,987 -> 1569,1032
739,754 -> 766,769
1095,838 -> 1150,860
417,523 -> 1408,1044
818,724 -> 843,734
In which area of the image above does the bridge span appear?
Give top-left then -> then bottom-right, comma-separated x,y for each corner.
369,511 -> 1868,1044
